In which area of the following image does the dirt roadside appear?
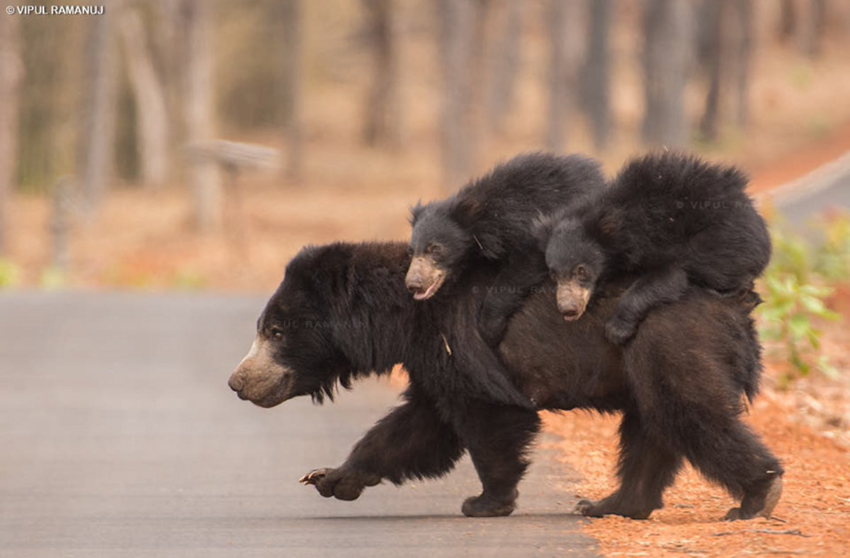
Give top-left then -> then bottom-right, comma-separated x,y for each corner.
543,388 -> 850,557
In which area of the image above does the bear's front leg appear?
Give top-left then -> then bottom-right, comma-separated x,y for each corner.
300,468 -> 380,501
454,401 -> 541,517
301,387 -> 465,502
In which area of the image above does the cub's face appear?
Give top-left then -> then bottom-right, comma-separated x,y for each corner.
405,208 -> 470,301
228,267 -> 345,407
545,219 -> 605,321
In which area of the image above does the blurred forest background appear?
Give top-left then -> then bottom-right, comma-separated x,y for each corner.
1,0 -> 850,291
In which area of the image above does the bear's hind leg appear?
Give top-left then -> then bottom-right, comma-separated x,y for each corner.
624,300 -> 784,521
455,402 -> 541,517
577,410 -> 682,519
678,417 -> 784,521
631,367 -> 784,520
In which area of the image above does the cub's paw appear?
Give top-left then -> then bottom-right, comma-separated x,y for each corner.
299,467 -> 381,501
461,490 -> 518,518
479,325 -> 505,349
478,312 -> 507,348
604,317 -> 637,346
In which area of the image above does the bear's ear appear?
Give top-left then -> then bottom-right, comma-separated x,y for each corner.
310,244 -> 352,299
409,201 -> 426,226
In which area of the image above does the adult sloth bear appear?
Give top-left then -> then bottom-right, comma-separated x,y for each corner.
228,241 -> 783,521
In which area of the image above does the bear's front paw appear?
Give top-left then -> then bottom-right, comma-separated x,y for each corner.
299,467 -> 381,501
461,490 -> 518,518
604,317 -> 637,346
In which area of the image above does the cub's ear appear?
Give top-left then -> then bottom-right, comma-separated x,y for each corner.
409,201 -> 426,226
531,212 -> 556,252
597,207 -> 623,239
452,196 -> 484,228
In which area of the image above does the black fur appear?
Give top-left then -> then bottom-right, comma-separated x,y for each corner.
535,151 -> 772,345
410,152 -> 605,263
409,152 -> 606,345
232,241 -> 783,520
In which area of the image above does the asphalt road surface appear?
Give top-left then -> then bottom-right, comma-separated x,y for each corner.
773,152 -> 850,234
0,292 -> 597,557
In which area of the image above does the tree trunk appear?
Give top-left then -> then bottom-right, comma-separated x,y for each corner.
641,0 -> 694,148
156,0 -> 185,145
467,0 -> 491,161
277,0 -> 304,182
0,14 -> 22,255
698,0 -> 724,142
362,0 -> 401,149
486,0 -> 522,133
779,0 -> 796,42
438,0 -> 477,190
732,0 -> 753,128
119,8 -> 170,186
182,0 -> 221,230
79,7 -> 119,216
545,0 -> 580,152
580,0 -> 615,150
800,0 -> 826,59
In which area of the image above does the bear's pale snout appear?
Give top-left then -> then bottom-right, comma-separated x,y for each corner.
229,336 -> 295,407
228,372 -> 244,393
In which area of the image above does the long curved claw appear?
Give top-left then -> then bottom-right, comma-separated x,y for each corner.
299,468 -> 332,486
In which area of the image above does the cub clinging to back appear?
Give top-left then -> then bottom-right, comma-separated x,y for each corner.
406,152 -> 605,345
535,151 -> 771,345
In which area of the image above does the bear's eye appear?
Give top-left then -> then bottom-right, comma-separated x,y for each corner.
574,265 -> 589,281
427,243 -> 443,257
269,327 -> 284,341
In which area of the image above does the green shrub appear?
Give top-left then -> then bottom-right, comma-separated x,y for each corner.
759,272 -> 839,384
815,215 -> 850,282
758,215 -> 850,385
39,266 -> 67,290
0,259 -> 21,288
171,269 -> 207,291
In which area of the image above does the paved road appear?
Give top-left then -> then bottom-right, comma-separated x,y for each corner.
772,152 -> 850,234
0,292 -> 597,557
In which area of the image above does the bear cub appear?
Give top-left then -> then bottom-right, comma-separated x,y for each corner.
405,152 -> 606,345
535,151 -> 772,345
